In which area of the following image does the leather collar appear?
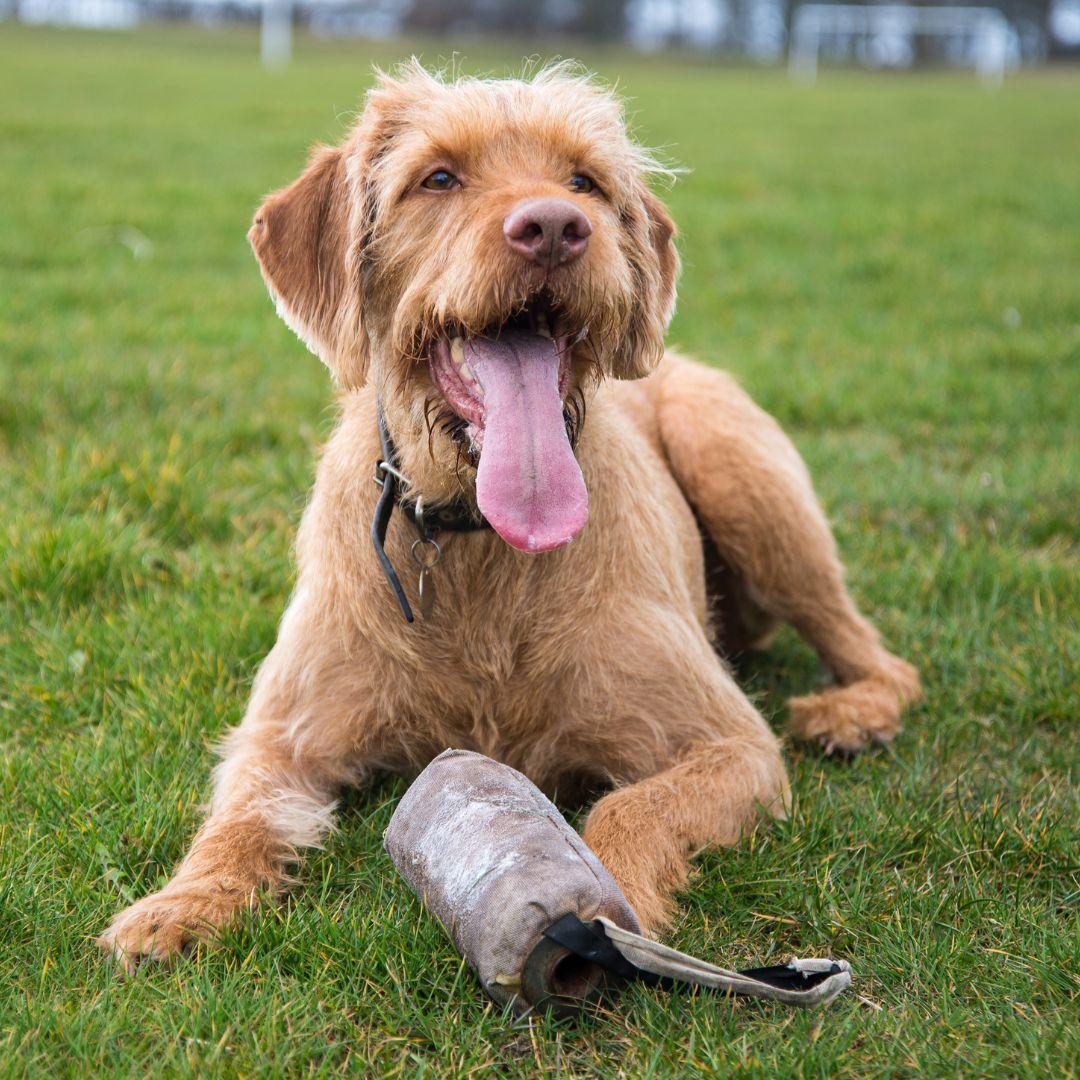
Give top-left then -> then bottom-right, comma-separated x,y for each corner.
371,402 -> 491,623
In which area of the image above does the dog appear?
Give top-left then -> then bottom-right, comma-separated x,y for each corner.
100,61 -> 920,970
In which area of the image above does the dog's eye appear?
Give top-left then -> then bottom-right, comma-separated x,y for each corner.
421,170 -> 459,191
568,174 -> 595,194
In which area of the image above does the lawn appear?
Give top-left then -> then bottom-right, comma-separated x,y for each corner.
1,23 -> 1077,1077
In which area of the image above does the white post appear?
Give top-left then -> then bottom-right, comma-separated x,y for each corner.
261,0 -> 292,67
789,8 -> 820,83
975,12 -> 1008,87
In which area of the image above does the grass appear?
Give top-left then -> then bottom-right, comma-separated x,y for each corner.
1,22 -> 1078,1077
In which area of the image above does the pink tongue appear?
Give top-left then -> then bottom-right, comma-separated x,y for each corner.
468,330 -> 588,553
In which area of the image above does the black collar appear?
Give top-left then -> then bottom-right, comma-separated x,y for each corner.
371,403 -> 491,623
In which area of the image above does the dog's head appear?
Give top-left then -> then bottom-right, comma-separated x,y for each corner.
250,61 -> 678,553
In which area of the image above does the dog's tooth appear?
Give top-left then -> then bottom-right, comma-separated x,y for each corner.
535,313 -> 552,338
448,337 -> 479,385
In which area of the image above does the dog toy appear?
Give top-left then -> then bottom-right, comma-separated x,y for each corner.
384,749 -> 852,1017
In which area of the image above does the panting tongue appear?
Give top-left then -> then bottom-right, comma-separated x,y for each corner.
467,329 -> 588,553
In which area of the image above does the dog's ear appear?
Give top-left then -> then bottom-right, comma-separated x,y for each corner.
612,188 -> 680,381
249,145 -> 368,387
644,190 -> 678,328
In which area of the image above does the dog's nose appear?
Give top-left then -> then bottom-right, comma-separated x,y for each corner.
503,198 -> 592,269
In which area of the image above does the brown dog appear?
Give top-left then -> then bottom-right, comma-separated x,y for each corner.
100,62 -> 920,970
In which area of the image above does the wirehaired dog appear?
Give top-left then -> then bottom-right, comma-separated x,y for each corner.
100,62 -> 920,969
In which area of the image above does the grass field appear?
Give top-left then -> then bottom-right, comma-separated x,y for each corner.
1,23 -> 1078,1077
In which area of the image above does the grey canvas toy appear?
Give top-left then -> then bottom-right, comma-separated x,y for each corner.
384,749 -> 852,1017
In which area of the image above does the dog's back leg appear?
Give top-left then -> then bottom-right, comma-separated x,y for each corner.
699,527 -> 781,656
653,357 -> 921,754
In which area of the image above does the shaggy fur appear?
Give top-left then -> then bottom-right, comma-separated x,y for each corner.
99,62 -> 920,971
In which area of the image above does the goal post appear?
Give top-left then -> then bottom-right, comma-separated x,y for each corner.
261,0 -> 292,66
789,3 -> 1010,85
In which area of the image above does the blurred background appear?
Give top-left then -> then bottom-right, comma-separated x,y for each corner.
6,0 -> 1080,71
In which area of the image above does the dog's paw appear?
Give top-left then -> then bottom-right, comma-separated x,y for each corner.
786,652 -> 920,756
788,659 -> 920,757
788,686 -> 898,755
98,882 -> 245,974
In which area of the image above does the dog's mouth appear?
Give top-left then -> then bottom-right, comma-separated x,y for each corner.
428,293 -> 588,553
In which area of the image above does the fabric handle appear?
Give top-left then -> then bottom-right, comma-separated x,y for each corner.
543,913 -> 852,1009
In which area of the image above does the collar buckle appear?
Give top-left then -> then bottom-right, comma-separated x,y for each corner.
374,459 -> 410,489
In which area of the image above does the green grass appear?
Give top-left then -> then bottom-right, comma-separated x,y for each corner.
1,23 -> 1078,1077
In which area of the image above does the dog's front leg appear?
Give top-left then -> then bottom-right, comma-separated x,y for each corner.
98,735 -> 338,972
99,593 -> 367,972
581,657 -> 789,937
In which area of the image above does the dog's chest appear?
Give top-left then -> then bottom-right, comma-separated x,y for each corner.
362,390 -> 708,772
393,496 -> 700,714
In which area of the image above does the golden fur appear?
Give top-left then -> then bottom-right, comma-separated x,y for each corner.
99,62 -> 920,970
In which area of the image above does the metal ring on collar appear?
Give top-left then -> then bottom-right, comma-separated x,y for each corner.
411,537 -> 441,569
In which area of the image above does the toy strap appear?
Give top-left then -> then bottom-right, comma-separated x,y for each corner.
543,913 -> 852,1009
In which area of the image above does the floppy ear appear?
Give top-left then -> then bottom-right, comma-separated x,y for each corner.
612,188 -> 680,381
643,190 -> 679,329
248,144 -> 368,387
